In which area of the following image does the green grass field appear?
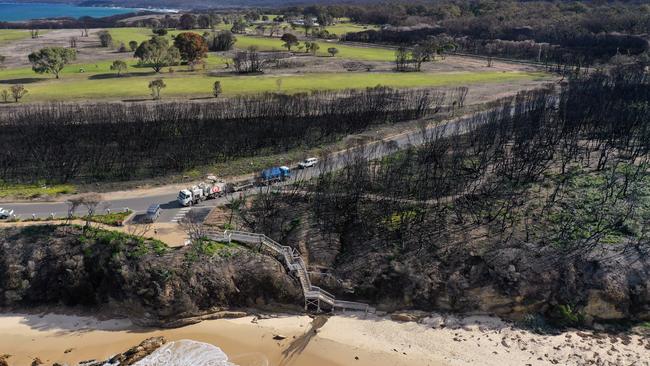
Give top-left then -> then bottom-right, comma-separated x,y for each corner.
234,35 -> 394,61
323,23 -> 378,36
0,29 -> 48,45
0,69 -> 545,102
104,27 -> 393,61
0,26 -> 548,103
0,53 -> 228,83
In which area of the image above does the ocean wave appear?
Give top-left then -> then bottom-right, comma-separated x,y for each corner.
131,339 -> 236,366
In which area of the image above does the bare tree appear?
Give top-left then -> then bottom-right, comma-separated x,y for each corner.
73,193 -> 103,232
65,196 -> 83,225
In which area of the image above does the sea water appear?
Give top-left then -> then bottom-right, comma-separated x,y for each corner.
0,2 -> 142,21
128,339 -> 269,366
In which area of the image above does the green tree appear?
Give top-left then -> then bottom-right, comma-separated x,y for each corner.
281,33 -> 299,51
308,42 -> 320,55
152,28 -> 168,36
28,47 -> 76,79
207,31 -> 236,51
10,84 -> 28,102
0,54 -> 6,69
135,37 -> 180,73
231,18 -> 248,34
129,40 -> 138,51
302,17 -> 314,36
198,14 -> 213,28
174,32 -> 209,63
1,89 -> 9,103
213,80 -> 222,98
97,30 -> 112,47
327,47 -> 339,57
148,78 -> 166,100
110,60 -> 128,76
179,13 -> 197,30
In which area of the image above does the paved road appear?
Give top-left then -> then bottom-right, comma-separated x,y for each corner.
3,111 -> 487,223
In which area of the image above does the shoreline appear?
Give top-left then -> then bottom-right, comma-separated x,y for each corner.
0,311 -> 648,366
0,311 -> 419,366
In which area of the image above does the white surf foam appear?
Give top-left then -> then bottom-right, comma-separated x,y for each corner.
132,339 -> 235,366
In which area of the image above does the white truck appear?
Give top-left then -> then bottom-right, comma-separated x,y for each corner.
178,179 -> 227,207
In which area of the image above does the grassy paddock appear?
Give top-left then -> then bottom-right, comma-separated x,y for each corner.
323,23 -> 378,35
0,29 -> 49,45
103,28 -> 395,61
234,35 -> 394,61
2,70 -> 545,101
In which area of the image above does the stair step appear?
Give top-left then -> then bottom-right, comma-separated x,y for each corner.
220,229 -> 374,313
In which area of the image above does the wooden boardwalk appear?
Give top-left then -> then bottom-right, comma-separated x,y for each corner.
206,229 -> 374,313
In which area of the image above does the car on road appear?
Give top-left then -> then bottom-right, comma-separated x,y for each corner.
299,157 -> 318,169
0,208 -> 14,220
144,204 -> 161,223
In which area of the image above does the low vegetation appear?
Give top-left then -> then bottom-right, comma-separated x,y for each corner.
0,181 -> 76,199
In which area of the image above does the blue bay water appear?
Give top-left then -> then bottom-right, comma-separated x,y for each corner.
0,2 -> 140,21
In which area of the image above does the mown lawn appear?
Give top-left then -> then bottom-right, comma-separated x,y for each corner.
0,70 -> 546,102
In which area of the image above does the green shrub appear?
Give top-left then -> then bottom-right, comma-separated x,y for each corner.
555,304 -> 585,326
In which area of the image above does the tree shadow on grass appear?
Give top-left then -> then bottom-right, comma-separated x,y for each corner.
121,98 -> 154,103
0,77 -> 47,84
88,72 -> 157,80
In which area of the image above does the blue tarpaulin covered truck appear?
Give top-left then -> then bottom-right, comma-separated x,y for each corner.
258,166 -> 291,184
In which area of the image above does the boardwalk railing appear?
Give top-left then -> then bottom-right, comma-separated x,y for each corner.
207,229 -> 374,313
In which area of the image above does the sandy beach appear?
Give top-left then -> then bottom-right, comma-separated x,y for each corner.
1,311 -> 648,366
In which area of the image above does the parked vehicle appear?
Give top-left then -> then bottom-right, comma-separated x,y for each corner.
299,157 -> 318,169
257,166 -> 291,185
145,204 -> 161,223
0,208 -> 14,220
178,180 -> 227,207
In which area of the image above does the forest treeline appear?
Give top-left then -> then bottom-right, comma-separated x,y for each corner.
287,1 -> 650,65
241,66 -> 650,317
0,87 -> 466,183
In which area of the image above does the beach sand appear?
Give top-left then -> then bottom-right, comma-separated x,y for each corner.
0,311 -> 648,366
0,312 -> 418,366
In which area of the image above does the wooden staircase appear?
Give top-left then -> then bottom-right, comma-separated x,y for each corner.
205,229 -> 374,313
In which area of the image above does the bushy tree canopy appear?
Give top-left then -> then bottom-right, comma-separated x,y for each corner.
134,37 -> 180,72
174,32 -> 209,63
28,47 -> 76,79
